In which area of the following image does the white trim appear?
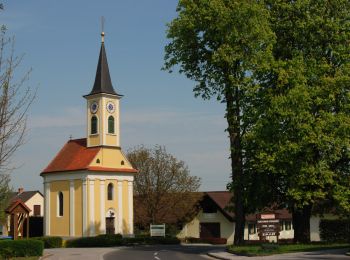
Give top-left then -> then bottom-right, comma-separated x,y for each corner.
57,192 -> 64,217
102,97 -> 105,146
44,181 -> 50,236
117,99 -> 120,146
42,171 -> 134,183
89,179 -> 95,236
69,180 -> 75,236
128,181 -> 133,235
82,178 -> 88,236
88,174 -> 134,182
100,180 -> 106,234
118,181 -> 123,234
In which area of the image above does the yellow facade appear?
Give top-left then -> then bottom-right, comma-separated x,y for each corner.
49,181 -> 70,236
86,95 -> 121,148
90,147 -> 133,169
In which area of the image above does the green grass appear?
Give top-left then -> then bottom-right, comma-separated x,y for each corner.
227,243 -> 350,256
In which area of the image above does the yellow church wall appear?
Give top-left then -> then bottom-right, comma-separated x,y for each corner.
90,148 -> 133,169
94,179 -> 101,234
49,181 -> 70,236
105,179 -> 118,211
122,180 -> 129,233
89,134 -> 100,146
106,134 -> 117,146
74,179 -> 83,237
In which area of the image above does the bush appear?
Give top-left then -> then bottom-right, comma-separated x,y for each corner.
66,234 -> 123,248
184,237 -> 227,244
319,219 -> 350,242
33,236 -> 62,248
0,239 -> 44,258
66,234 -> 180,247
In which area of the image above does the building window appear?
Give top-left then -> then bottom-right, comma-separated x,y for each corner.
284,220 -> 292,230
34,205 -> 41,216
248,223 -> 256,234
58,192 -> 63,217
107,183 -> 114,200
108,116 -> 115,134
91,116 -> 98,134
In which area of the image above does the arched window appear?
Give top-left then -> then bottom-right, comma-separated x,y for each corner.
107,183 -> 114,200
108,116 -> 115,134
91,116 -> 98,134
58,192 -> 63,217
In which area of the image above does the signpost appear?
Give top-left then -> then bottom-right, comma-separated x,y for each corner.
257,213 -> 280,242
150,224 -> 166,237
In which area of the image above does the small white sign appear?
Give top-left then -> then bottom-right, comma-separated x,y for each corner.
150,224 -> 165,237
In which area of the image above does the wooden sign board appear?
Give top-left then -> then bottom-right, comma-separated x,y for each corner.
256,213 -> 280,242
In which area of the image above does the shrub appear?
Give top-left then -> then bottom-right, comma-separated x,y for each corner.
33,236 -> 62,248
66,234 -> 123,248
66,235 -> 180,247
0,239 -> 44,258
319,219 -> 350,242
184,237 -> 227,244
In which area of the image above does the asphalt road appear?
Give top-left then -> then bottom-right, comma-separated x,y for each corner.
103,244 -> 223,260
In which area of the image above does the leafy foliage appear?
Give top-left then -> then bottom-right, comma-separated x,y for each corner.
319,219 -> 350,243
127,145 -> 201,227
0,239 -> 44,258
164,0 -> 275,245
32,236 -> 63,248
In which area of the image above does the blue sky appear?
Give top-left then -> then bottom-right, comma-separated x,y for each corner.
3,1 -> 231,192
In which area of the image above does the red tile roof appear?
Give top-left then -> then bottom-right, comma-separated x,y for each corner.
41,138 -> 100,174
41,138 -> 137,175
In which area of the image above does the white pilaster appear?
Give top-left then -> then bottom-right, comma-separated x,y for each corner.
69,180 -> 75,236
89,179 -> 95,236
118,181 -> 123,234
117,99 -> 120,146
44,181 -> 50,236
82,178 -> 88,236
100,180 -> 106,234
128,181 -> 134,234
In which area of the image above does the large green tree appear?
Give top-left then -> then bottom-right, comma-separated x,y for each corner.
164,0 -> 274,244
245,0 -> 350,242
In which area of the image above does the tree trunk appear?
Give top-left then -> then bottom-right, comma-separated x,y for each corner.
226,86 -> 245,245
292,204 -> 312,243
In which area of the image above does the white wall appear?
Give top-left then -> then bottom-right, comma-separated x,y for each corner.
25,193 -> 44,216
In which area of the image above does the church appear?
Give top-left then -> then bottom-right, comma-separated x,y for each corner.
40,31 -> 137,237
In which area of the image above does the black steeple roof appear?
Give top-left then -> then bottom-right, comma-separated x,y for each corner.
85,41 -> 121,97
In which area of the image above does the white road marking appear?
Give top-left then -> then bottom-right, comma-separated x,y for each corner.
154,251 -> 161,260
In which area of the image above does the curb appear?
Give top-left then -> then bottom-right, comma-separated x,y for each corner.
207,251 -> 236,260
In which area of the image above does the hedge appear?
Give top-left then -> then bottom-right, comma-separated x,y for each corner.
184,237 -> 227,244
66,235 -> 180,248
66,234 -> 123,248
0,239 -> 44,258
33,236 -> 63,248
319,219 -> 350,242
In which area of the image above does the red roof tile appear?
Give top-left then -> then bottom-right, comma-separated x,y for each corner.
41,138 -> 100,174
206,191 -> 234,219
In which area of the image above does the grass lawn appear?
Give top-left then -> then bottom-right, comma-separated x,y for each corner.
8,258 -> 39,260
227,243 -> 350,256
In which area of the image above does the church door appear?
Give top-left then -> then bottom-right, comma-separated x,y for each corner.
106,217 -> 115,234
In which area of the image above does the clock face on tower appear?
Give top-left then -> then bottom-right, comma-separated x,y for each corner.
90,101 -> 98,114
106,101 -> 115,113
